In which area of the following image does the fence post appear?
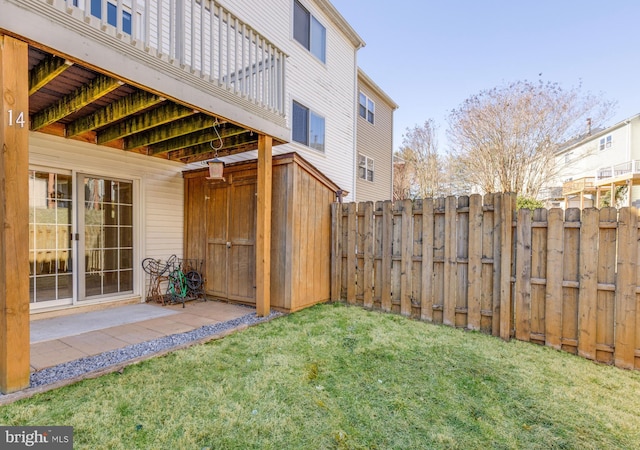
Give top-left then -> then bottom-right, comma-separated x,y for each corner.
363,202 -> 374,309
346,202 -> 357,304
401,199 -> 413,316
614,207 -> 637,369
546,208 -> 564,350
515,207 -> 532,341
498,193 -> 515,340
491,194 -> 501,336
330,202 -> 342,301
467,194 -> 483,331
421,198 -> 434,322
578,208 -> 599,360
381,200 -> 393,312
443,196 -> 457,326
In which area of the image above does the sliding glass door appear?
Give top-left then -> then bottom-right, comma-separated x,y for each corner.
29,170 -> 135,308
80,175 -> 134,300
29,170 -> 74,307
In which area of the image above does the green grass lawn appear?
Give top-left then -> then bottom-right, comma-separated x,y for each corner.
3,303 -> 640,449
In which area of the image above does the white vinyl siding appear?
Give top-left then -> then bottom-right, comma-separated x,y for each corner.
215,0 -> 359,200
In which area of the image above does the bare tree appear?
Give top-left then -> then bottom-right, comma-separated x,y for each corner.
441,153 -> 473,196
392,154 -> 413,201
446,80 -> 614,198
395,120 -> 444,199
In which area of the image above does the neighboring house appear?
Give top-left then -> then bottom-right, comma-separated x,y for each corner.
0,0 -> 393,392
355,68 -> 398,202
551,114 -> 640,209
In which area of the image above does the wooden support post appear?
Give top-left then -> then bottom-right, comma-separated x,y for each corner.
256,135 -> 272,316
0,35 -> 30,393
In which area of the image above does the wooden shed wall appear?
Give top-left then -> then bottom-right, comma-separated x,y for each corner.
184,153 -> 339,312
290,162 -> 335,310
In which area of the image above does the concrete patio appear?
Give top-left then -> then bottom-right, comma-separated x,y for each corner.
29,300 -> 257,372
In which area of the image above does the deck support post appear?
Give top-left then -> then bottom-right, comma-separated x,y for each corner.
0,35 -> 30,393
256,134 -> 272,316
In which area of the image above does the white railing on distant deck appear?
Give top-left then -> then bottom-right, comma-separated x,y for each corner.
596,160 -> 640,181
60,0 -> 286,115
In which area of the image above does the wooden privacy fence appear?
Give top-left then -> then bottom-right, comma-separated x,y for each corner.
330,193 -> 640,371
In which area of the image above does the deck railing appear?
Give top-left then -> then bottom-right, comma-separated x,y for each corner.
562,177 -> 595,195
596,160 -> 640,181
57,0 -> 286,115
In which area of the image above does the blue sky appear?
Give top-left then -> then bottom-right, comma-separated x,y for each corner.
329,0 -> 640,151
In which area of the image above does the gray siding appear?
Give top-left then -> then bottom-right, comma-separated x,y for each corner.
356,79 -> 395,202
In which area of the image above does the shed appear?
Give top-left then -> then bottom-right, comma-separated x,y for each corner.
183,152 -> 342,312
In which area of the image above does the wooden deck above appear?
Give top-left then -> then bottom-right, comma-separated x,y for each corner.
25,46 -> 284,164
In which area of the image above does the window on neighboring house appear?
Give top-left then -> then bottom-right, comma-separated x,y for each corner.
293,0 -> 326,63
358,154 -> 374,182
359,92 -> 375,124
90,0 -> 132,35
600,135 -> 612,151
292,101 -> 325,153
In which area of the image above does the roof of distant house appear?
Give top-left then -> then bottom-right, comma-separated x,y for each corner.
558,113 -> 640,153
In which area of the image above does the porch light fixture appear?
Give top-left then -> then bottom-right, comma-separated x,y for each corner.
206,119 -> 225,181
206,158 -> 225,181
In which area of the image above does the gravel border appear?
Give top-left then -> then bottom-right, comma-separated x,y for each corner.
1,310 -> 282,400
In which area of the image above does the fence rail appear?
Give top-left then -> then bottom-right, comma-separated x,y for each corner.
331,193 -> 640,371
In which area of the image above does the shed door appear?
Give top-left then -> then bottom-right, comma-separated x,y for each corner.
206,176 -> 256,303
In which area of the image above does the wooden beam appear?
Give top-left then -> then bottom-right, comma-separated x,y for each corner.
173,142 -> 259,164
0,35 -> 30,393
122,111 -> 211,150
31,74 -> 122,130
28,54 -> 72,96
68,90 -> 166,138
148,126 -> 249,155
166,131 -> 258,160
256,135 -> 272,316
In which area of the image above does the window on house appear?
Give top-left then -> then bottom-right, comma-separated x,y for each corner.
90,0 -> 132,35
600,135 -> 612,151
359,92 -> 375,124
358,154 -> 374,182
292,101 -> 325,153
293,0 -> 326,63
